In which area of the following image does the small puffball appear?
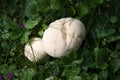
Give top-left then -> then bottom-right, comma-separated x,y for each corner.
43,18 -> 86,58
24,37 -> 47,62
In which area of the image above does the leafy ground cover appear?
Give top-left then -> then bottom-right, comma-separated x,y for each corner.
0,0 -> 120,80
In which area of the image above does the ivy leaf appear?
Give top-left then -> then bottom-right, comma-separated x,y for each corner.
25,0 -> 38,17
2,30 -> 10,40
111,50 -> 120,59
97,0 -> 104,4
3,16 -> 21,30
1,41 -> 9,51
38,30 -> 44,37
116,43 -> 120,50
38,24 -> 48,37
50,0 -> 61,10
0,64 -> 8,74
8,65 -> 16,71
115,75 -> 120,80
45,76 -> 59,80
110,59 -> 120,73
37,0 -> 50,13
80,72 -> 90,80
0,56 -> 4,64
9,31 -> 22,40
62,63 -> 81,77
78,3 -> 89,16
96,28 -> 116,38
109,16 -> 118,23
91,74 -> 98,80
68,76 -> 82,80
94,48 -> 110,70
107,35 -> 120,42
21,30 -> 31,44
21,68 -> 35,80
99,71 -> 108,80
67,7 -> 76,16
25,18 -> 40,29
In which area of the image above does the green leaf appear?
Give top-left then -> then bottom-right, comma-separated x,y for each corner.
2,30 -> 10,39
21,68 -> 36,80
42,24 -> 48,30
8,64 -> 16,71
115,75 -> 120,80
82,48 -> 95,68
2,16 -> 12,30
44,60 -> 60,77
25,18 -> 40,29
80,72 -> 90,80
38,24 -> 48,37
91,74 -> 98,80
9,31 -> 22,40
78,3 -> 89,16
0,64 -> 8,74
21,30 -> 31,44
99,71 -> 108,80
116,43 -> 120,50
25,0 -> 38,17
1,41 -> 9,51
97,0 -> 104,4
38,30 -> 44,37
37,0 -> 50,13
62,63 -> 81,77
72,59 -> 83,65
68,76 -> 82,80
111,50 -> 120,58
3,16 -> 21,30
45,76 -> 59,80
110,59 -> 120,73
0,56 -> 4,64
94,48 -> 110,70
68,7 -> 76,16
109,16 -> 118,23
50,0 -> 61,10
96,28 -> 116,38
107,35 -> 120,42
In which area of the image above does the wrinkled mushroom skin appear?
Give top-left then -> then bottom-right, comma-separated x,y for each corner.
43,18 -> 86,58
65,18 -> 86,50
24,37 -> 47,62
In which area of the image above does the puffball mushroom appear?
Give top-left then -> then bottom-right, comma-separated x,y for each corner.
24,37 -> 47,62
43,18 -> 86,58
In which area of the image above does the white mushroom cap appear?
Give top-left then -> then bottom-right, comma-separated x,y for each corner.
43,18 -> 86,58
24,37 -> 47,62
64,18 -> 86,50
42,28 -> 67,57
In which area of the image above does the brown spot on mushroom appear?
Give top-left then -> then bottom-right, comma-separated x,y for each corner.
61,26 -> 67,40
